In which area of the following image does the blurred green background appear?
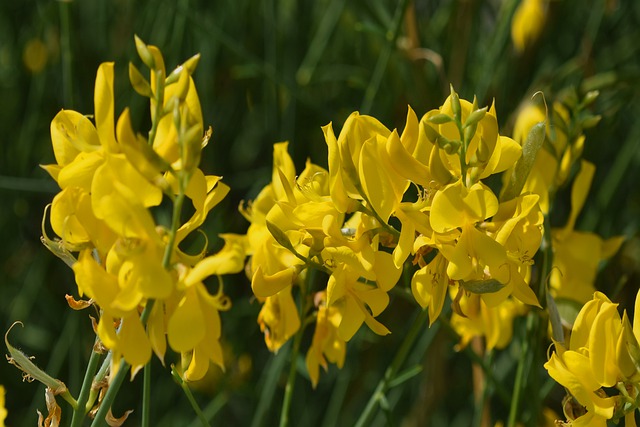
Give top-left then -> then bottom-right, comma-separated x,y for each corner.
1,0 -> 640,425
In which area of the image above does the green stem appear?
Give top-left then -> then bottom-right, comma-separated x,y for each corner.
142,362 -> 152,427
69,341 -> 102,427
360,0 -> 411,114
507,312 -> 536,427
90,358 -> 129,427
58,0 -> 74,108
278,322 -> 305,427
439,318 -> 512,407
172,368 -> 211,427
279,273 -> 313,427
91,172 -> 187,426
148,69 -> 166,147
354,308 -> 429,427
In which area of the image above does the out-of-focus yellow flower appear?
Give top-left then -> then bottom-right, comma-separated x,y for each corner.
306,292 -> 346,388
0,385 -> 6,427
326,264 -> 391,341
40,38 -> 240,382
545,291 -> 640,425
423,95 -> 522,186
550,161 -> 624,304
451,294 -> 526,350
511,0 -> 547,53
258,287 -> 301,353
23,38 -> 48,73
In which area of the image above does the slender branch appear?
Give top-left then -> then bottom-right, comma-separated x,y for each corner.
354,308 -> 429,427
142,362 -> 152,427
172,367 -> 211,427
279,272 -> 313,427
70,340 -> 102,427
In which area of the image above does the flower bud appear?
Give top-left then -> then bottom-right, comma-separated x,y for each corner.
134,35 -> 156,70
129,62 -> 153,98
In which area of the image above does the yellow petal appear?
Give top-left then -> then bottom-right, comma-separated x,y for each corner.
337,296 -> 365,341
562,160 -> 595,235
430,181 -> 498,232
358,133 -> 403,222
94,62 -> 118,153
322,122 -> 352,213
119,313 -> 152,378
393,209 -> 415,268
168,287 -> 205,352
73,250 -> 121,314
148,301 -> 167,364
50,110 -> 100,166
385,121 -> 431,187
186,234 -> 246,283
251,266 -> 294,299
57,152 -> 103,191
373,251 -> 402,292
588,302 -> 621,387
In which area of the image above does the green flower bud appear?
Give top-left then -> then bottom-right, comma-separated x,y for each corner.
427,113 -> 453,125
5,322 -> 69,395
134,35 -> 156,70
581,114 -> 601,129
460,278 -> 505,294
450,85 -> 462,121
463,107 -> 487,129
129,62 -> 153,98
166,53 -> 201,85
581,90 -> 599,107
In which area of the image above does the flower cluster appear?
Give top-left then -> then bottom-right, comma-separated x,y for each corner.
545,291 -> 640,426
241,88 -> 546,385
513,98 -> 623,307
41,37 -> 243,381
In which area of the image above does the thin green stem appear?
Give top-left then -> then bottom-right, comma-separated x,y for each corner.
439,318 -> 512,407
90,358 -> 129,427
172,368 -> 211,427
70,341 -> 102,427
360,0 -> 411,114
278,321 -> 305,427
354,308 -> 429,427
507,312 -> 536,427
279,273 -> 313,427
142,362 -> 152,427
58,0 -> 74,108
148,69 -> 166,147
91,170 -> 187,426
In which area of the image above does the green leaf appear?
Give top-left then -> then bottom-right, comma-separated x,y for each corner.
427,113 -> 453,125
459,278 -> 505,294
388,365 -> 423,389
5,322 -> 69,394
134,34 -> 156,70
501,121 -> 545,202
463,107 -> 487,129
265,220 -> 295,253
546,293 -> 565,345
129,62 -> 153,98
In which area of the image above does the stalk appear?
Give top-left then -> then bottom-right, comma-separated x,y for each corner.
354,308 -> 429,427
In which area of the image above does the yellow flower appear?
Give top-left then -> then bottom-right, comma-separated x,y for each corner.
511,0 -> 547,53
41,38 -> 237,382
550,161 -> 624,304
0,385 -> 6,427
305,292 -> 346,388
424,96 -> 521,185
326,264 -> 391,341
411,252 -> 449,325
545,291 -> 640,425
431,180 -> 507,284
258,287 -> 301,353
451,294 -> 526,350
